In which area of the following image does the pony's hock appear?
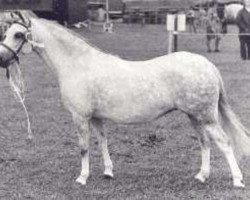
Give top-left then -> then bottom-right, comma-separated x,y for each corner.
0,18 -> 250,188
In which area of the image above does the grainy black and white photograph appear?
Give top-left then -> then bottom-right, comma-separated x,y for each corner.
0,0 -> 250,199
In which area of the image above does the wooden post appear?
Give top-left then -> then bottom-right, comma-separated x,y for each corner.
173,16 -> 178,52
104,0 -> 113,33
168,31 -> 173,54
166,14 -> 175,54
167,13 -> 185,53
106,0 -> 109,24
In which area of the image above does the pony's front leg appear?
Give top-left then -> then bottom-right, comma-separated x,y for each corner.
73,115 -> 91,185
91,119 -> 113,178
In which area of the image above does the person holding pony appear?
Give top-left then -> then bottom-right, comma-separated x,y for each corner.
236,0 -> 250,60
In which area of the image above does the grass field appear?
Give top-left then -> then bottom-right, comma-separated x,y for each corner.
0,23 -> 249,199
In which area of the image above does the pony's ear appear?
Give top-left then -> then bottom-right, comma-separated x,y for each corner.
13,11 -> 26,24
27,20 -> 31,28
12,10 -> 32,27
8,11 -> 24,24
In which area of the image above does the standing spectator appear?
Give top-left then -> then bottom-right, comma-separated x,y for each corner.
97,6 -> 106,22
198,8 -> 207,29
236,0 -> 250,60
187,9 -> 197,33
205,0 -> 222,52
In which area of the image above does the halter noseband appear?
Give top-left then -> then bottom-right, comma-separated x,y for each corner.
0,21 -> 30,68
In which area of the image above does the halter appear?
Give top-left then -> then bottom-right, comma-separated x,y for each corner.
0,22 -> 30,68
0,21 -> 30,78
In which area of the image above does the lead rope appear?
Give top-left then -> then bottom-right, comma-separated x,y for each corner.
7,63 -> 33,140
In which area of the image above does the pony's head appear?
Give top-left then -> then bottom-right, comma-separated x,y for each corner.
0,11 -> 40,69
0,21 -> 30,68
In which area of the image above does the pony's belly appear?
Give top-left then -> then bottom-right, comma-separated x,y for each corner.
93,103 -> 174,124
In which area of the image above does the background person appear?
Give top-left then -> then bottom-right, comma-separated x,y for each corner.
236,0 -> 250,60
205,1 -> 222,52
186,9 -> 197,33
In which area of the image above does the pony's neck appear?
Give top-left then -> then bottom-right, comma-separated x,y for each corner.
31,19 -> 93,80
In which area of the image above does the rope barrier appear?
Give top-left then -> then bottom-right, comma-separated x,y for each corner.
167,28 -> 245,53
172,31 -> 250,36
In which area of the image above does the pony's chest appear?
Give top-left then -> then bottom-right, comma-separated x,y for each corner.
59,78 -> 93,114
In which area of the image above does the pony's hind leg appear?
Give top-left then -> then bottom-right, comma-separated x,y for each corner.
204,122 -> 244,188
190,117 -> 211,183
91,118 -> 113,178
73,114 -> 91,185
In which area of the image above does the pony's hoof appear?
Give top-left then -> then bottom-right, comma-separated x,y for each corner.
234,179 -> 245,188
104,166 -> 114,179
104,174 -> 114,179
104,171 -> 114,179
76,175 -> 87,185
194,173 -> 207,183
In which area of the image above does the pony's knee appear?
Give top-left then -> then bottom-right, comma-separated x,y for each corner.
78,136 -> 89,156
81,149 -> 88,157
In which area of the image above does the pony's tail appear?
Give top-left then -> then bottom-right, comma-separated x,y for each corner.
218,78 -> 250,159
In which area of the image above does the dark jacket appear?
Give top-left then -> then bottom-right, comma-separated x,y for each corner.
236,8 -> 250,33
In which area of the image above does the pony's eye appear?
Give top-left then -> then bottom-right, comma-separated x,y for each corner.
14,32 -> 24,39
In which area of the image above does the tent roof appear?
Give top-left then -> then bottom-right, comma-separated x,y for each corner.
88,0 -> 243,11
122,0 -> 242,9
122,0 -> 206,10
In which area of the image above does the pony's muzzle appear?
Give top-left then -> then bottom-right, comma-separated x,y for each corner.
0,57 -> 7,68
0,43 -> 20,68
0,50 -> 12,68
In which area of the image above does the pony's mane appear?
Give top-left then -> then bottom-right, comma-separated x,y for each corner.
35,19 -> 113,56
